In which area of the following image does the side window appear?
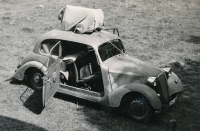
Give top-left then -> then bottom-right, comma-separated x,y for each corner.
98,39 -> 125,61
61,41 -> 88,56
112,39 -> 125,53
40,39 -> 60,56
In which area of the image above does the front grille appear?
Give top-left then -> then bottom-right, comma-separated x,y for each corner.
157,73 -> 169,103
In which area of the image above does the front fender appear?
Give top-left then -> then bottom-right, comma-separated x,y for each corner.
107,83 -> 162,109
168,72 -> 183,95
13,61 -> 47,81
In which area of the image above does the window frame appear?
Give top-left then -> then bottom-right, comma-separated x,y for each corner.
98,39 -> 125,62
39,39 -> 62,58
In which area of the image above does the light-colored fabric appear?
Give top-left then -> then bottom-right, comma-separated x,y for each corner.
60,71 -> 69,80
42,44 -> 50,54
76,14 -> 95,33
61,5 -> 104,33
80,65 -> 91,79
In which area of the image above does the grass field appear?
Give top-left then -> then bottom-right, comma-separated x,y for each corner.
0,0 -> 200,130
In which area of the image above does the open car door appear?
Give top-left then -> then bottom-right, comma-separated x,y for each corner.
43,41 -> 62,107
43,58 -> 60,107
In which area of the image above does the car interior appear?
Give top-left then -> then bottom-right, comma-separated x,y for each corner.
40,39 -> 104,94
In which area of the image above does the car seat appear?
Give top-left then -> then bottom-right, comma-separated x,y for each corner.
73,51 -> 103,92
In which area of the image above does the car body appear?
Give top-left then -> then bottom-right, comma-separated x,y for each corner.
13,29 -> 183,122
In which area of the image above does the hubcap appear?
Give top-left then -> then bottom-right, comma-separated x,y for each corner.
129,99 -> 146,117
32,73 -> 43,86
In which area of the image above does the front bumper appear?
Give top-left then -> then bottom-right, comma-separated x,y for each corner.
169,96 -> 177,107
155,91 -> 183,114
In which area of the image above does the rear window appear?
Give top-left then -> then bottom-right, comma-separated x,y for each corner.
40,39 -> 59,56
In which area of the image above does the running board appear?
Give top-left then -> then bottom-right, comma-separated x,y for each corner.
58,83 -> 102,102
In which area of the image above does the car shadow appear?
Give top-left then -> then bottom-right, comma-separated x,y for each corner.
148,58 -> 200,130
54,92 -> 113,113
0,115 -> 47,131
55,58 -> 200,130
54,92 -> 148,130
8,58 -> 200,130
9,78 -> 44,114
20,88 -> 44,115
9,77 -> 28,85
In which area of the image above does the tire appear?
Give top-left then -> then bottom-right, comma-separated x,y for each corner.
28,68 -> 44,92
123,94 -> 152,123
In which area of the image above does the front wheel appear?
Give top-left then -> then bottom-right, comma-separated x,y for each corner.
123,94 -> 152,123
28,68 -> 44,92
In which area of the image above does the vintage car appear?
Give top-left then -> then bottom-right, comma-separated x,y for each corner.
13,29 -> 183,122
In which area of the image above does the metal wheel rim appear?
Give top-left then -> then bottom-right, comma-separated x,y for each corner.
128,99 -> 146,117
32,72 -> 43,87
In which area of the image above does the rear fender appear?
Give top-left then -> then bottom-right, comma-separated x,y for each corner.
13,61 -> 47,81
107,83 -> 162,109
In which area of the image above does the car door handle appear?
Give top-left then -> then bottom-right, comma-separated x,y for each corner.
45,78 -> 52,84
53,72 -> 57,83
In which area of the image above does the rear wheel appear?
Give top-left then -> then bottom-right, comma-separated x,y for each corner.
28,68 -> 44,91
123,94 -> 152,123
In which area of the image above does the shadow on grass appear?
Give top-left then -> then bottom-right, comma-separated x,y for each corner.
54,92 -> 148,130
54,92 -> 111,112
186,35 -> 200,44
169,58 -> 200,86
148,58 -> 200,130
8,58 -> 200,130
21,89 -> 44,115
9,79 -> 44,114
9,77 -> 27,85
0,115 -> 47,131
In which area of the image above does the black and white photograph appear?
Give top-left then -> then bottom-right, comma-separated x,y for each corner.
0,0 -> 200,130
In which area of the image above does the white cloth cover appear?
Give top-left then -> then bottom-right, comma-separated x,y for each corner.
61,5 -> 104,33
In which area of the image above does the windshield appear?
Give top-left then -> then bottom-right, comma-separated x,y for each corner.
98,39 -> 125,61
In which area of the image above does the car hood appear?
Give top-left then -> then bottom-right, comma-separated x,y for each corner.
107,54 -> 163,89
108,54 -> 162,77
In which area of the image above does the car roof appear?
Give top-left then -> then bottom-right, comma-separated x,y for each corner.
34,29 -> 119,52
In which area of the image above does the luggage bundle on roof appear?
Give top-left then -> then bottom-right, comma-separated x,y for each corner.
58,5 -> 104,34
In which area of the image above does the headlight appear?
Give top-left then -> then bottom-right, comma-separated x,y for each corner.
147,77 -> 157,87
163,68 -> 172,77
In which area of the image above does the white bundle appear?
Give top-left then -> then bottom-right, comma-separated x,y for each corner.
60,5 -> 104,33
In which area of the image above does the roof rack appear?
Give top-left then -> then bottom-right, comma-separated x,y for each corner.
104,28 -> 120,37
